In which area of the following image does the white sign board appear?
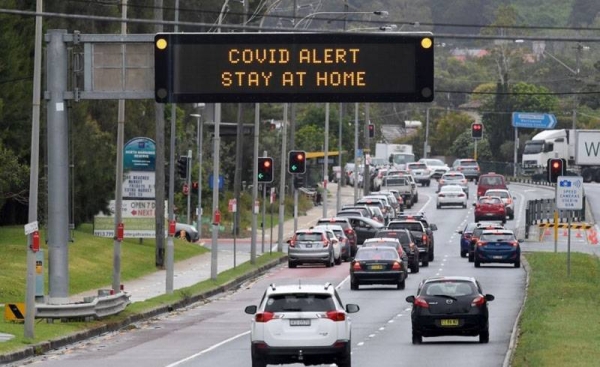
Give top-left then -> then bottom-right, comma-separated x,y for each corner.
576,130 -> 600,165
93,200 -> 168,238
24,221 -> 39,235
556,176 -> 584,210
122,171 -> 156,198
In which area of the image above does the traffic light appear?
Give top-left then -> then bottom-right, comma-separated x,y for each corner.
293,175 -> 305,189
471,122 -> 483,139
288,150 -> 306,174
177,156 -> 188,178
258,157 -> 274,183
368,123 -> 375,138
547,158 -> 566,183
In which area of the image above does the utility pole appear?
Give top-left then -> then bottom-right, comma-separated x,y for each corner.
154,0 -> 166,268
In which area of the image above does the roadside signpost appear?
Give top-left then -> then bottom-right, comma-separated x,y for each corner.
556,175 -> 584,276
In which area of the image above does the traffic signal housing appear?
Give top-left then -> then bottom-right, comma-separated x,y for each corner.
177,156 -> 188,178
258,157 -> 274,183
368,123 -> 375,138
288,150 -> 306,174
471,122 -> 483,139
547,158 -> 566,183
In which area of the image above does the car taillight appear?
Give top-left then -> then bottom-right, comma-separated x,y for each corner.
323,239 -> 329,247
438,194 -> 445,197
510,241 -> 519,247
465,234 -> 472,239
458,167 -> 464,171
422,234 -> 427,243
458,193 -> 465,197
461,179 -> 467,184
506,198 -> 513,204
255,312 -> 275,323
289,240 -> 296,248
326,310 -> 346,322
352,262 -> 362,271
471,296 -> 486,307
477,241 -> 486,247
392,262 -> 401,270
414,297 -> 429,308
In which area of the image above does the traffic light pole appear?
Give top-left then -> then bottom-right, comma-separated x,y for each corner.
186,149 -> 192,225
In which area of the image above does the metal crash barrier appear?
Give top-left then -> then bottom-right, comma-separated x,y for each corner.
35,291 -> 130,321
525,198 -> 586,239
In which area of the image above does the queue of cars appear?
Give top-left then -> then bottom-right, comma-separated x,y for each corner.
245,161 -> 522,364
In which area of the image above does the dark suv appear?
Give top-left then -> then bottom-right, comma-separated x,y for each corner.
375,229 -> 420,273
452,158 -> 481,182
387,220 -> 436,266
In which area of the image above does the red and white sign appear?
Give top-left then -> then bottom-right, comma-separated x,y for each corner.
228,199 -> 237,213
270,188 -> 276,204
254,200 -> 260,214
183,183 -> 189,195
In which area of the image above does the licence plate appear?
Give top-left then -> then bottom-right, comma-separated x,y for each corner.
305,244 -> 312,248
290,319 -> 311,326
370,264 -> 384,270
493,255 -> 504,259
440,319 -> 459,327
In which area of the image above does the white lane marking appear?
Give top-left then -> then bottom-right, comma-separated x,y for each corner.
357,342 -> 365,347
165,331 -> 250,367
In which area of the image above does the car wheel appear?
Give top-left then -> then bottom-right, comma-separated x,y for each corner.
421,259 -> 429,267
515,260 -> 521,268
411,261 -> 419,273
335,254 -> 342,265
337,350 -> 352,367
460,250 -> 467,258
288,260 -> 297,268
252,353 -> 267,367
326,254 -> 334,268
412,331 -> 423,344
397,277 -> 406,290
468,252 -> 474,262
474,217 -> 480,223
429,249 -> 434,262
436,203 -> 441,209
350,279 -> 359,290
463,203 -> 467,209
502,219 -> 506,225
474,259 -> 481,268
479,328 -> 490,344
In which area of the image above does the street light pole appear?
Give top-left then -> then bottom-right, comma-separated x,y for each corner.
190,109 -> 204,239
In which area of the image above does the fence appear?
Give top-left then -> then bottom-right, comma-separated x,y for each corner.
525,198 -> 586,238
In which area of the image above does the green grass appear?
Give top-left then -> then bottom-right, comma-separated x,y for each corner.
511,252 -> 600,367
0,233 -> 285,354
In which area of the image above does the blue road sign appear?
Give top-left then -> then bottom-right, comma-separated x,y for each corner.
208,174 -> 224,190
512,112 -> 557,129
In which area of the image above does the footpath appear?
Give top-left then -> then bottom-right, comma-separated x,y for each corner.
0,183 -> 356,364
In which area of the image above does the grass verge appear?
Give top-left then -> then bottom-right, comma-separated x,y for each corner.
511,252 -> 600,367
0,249 -> 285,356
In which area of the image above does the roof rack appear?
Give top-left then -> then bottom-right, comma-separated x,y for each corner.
324,282 -> 332,290
269,283 -> 276,291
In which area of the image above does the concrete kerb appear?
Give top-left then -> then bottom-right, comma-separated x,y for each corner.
0,255 -> 287,365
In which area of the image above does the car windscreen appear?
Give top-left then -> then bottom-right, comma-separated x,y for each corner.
422,281 -> 477,297
387,222 -> 423,232
265,293 -> 335,312
480,233 -> 515,242
355,247 -> 399,261
295,232 -> 323,241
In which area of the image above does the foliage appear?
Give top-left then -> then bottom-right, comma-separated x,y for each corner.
449,130 -> 493,160
430,112 -> 475,156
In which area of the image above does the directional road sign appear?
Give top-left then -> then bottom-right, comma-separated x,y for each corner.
511,112 -> 557,129
556,176 -> 584,210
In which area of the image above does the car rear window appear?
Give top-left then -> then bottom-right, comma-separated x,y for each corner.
479,197 -> 502,205
265,294 -> 335,312
423,281 -> 476,296
376,230 -> 411,244
486,191 -> 509,198
382,177 -> 408,186
480,176 -> 505,185
355,247 -> 399,260
460,160 -> 478,166
388,222 -> 423,232
443,173 -> 465,179
295,232 -> 324,241
364,240 -> 398,248
408,163 -> 427,169
480,233 -> 515,242
317,219 -> 350,230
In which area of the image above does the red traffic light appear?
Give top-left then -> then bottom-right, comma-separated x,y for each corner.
368,124 -> 375,138
263,159 -> 271,168
471,123 -> 483,139
288,150 -> 307,174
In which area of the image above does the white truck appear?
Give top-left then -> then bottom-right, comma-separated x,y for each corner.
522,129 -> 600,182
375,143 -> 415,169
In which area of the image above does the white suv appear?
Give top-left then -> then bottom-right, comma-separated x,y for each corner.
244,283 -> 360,367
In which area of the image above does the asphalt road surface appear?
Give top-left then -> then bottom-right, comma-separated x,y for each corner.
13,181 -> 576,367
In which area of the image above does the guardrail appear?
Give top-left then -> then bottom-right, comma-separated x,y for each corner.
35,291 -> 130,321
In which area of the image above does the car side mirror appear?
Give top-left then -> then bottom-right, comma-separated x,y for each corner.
245,305 -> 257,314
513,197 -> 516,200
430,224 -> 437,231
485,294 -> 495,302
457,230 -> 463,234
405,295 -> 415,303
518,238 -> 525,242
472,203 -> 476,206
346,304 -> 360,313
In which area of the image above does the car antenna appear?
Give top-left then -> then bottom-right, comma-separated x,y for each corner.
298,279 -> 302,289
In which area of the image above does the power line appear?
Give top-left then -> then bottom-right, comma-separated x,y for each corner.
3,7 -> 600,42
437,89 -> 600,95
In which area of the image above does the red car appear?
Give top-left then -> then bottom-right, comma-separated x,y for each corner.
473,196 -> 506,224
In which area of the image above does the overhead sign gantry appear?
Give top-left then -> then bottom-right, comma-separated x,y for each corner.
154,32 -> 434,103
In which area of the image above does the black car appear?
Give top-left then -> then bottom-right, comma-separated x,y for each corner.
406,276 -> 495,344
343,216 -> 386,245
350,246 -> 408,290
374,229 -> 419,273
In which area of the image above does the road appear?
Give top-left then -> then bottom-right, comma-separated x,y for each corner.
12,180 -> 581,367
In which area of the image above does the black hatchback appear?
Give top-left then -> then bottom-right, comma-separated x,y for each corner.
406,276 -> 494,344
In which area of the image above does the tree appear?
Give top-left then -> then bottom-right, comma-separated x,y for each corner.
449,131 -> 493,161
431,112 -> 475,156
